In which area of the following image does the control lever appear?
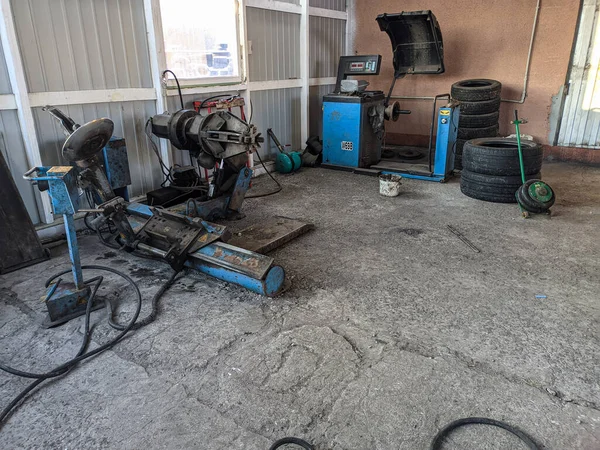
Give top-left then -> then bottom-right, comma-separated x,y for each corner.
42,105 -> 79,135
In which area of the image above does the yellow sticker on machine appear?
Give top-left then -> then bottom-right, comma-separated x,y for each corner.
440,110 -> 451,116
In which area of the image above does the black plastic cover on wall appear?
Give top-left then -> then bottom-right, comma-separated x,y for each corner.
376,10 -> 445,78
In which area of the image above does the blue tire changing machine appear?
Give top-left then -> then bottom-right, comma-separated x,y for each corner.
322,11 -> 460,182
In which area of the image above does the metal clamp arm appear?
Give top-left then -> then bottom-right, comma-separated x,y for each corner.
23,166 -> 41,180
42,105 -> 79,134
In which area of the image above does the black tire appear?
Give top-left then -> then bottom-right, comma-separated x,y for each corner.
455,139 -> 467,155
517,184 -> 547,213
458,97 -> 501,115
517,179 -> 555,212
454,154 -> 463,171
451,79 -> 502,102
460,170 -> 541,203
453,139 -> 467,170
463,138 -> 543,176
457,125 -> 498,140
459,111 -> 500,128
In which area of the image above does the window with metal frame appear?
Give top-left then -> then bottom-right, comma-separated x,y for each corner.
159,0 -> 242,84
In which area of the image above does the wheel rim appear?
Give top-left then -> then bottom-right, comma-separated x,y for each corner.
528,181 -> 553,203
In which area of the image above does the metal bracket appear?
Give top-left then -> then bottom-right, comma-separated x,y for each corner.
137,208 -> 214,271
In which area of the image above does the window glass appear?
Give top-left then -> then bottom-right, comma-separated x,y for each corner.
159,0 -> 240,79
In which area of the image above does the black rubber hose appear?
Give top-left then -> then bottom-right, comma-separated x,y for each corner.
0,265 -> 143,425
107,269 -> 181,331
162,69 -> 184,109
269,437 -> 314,450
430,417 -> 540,450
246,146 -> 282,199
199,94 -> 234,109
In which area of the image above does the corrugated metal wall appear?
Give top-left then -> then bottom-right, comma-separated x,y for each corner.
251,88 -> 302,154
246,8 -> 301,82
310,16 -> 346,78
308,8 -> 346,139
309,84 -> 334,138
310,0 -> 346,12
558,0 -> 600,148
0,42 -> 11,94
8,0 -> 162,215
12,0 -> 152,92
32,101 -> 162,197
0,111 -> 41,224
246,7 -> 303,154
0,32 -> 41,223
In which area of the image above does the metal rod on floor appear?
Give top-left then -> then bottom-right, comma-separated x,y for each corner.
447,225 -> 481,253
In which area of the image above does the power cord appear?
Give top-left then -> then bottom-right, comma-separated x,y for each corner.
269,417 -> 541,450
246,146 -> 282,199
107,269 -> 182,331
199,94 -> 235,110
162,69 -> 184,109
269,437 -> 314,450
430,417 -> 540,450
245,97 -> 282,199
0,264 -> 179,428
145,118 -> 174,188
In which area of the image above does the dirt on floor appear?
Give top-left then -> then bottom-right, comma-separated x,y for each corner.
1,162 -> 599,449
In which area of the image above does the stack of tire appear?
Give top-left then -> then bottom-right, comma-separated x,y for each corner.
460,138 -> 544,203
450,79 -> 502,170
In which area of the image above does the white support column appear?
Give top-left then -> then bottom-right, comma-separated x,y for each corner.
239,0 -> 252,115
238,0 -> 255,167
299,0 -> 310,145
143,0 -> 171,167
0,0 -> 53,223
346,0 -> 355,56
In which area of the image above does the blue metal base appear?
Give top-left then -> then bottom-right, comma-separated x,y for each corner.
42,281 -> 106,328
188,261 -> 285,297
380,170 -> 450,183
125,201 -> 286,297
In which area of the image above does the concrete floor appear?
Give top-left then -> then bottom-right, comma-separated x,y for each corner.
1,162 -> 599,449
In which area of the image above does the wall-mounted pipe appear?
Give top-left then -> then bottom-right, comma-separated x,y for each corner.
502,0 -> 541,103
387,0 -> 541,104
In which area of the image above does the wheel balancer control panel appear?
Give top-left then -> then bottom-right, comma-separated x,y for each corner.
334,55 -> 382,93
339,55 -> 382,76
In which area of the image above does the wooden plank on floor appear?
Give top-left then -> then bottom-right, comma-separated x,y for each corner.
228,217 -> 314,254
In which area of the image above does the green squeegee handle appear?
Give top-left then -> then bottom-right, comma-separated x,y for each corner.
513,110 -> 527,184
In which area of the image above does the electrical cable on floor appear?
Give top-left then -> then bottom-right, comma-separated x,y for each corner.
107,269 -> 181,331
430,417 -> 540,450
162,69 -> 184,109
268,416 -> 541,450
246,147 -> 282,198
269,437 -> 314,450
0,265 -> 178,428
244,98 -> 283,199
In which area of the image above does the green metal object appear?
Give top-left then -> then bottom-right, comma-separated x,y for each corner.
269,128 -> 302,174
512,111 -> 528,185
276,152 -> 301,174
528,181 -> 553,203
512,110 -> 554,217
